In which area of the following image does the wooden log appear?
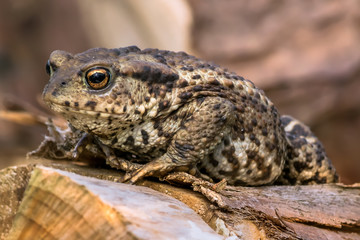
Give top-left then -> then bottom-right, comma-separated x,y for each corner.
3,165 -> 221,240
1,161 -> 359,240
0,165 -> 35,240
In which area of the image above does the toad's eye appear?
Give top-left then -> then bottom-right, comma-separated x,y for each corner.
85,67 -> 111,90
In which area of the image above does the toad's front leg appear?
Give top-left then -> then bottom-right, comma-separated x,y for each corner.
123,97 -> 236,184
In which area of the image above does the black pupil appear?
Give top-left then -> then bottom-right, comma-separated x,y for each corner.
89,72 -> 106,83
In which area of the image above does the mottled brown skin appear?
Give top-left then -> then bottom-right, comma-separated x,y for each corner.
42,46 -> 338,185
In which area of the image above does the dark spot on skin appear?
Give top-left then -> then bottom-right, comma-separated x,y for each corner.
192,74 -> 201,79
265,141 -> 275,151
166,81 -> 174,89
249,133 -> 255,141
291,137 -> 307,149
217,92 -> 226,98
208,65 -> 216,71
154,54 -> 167,64
241,94 -> 247,101
178,79 -> 189,88
244,79 -> 255,88
175,141 -> 195,151
262,128 -> 268,136
133,66 -> 150,81
52,90 -> 57,96
251,119 -> 257,126
144,96 -> 150,102
247,151 -> 256,159
316,153 -> 325,164
271,105 -> 276,113
293,161 -> 310,173
179,92 -> 193,100
108,117 -> 112,125
158,100 -> 170,111
222,146 -> 238,167
124,136 -> 134,146
85,101 -> 97,110
74,102 -> 79,107
209,79 -> 220,85
64,101 -> 70,107
224,73 -> 231,79
111,137 -> 118,145
302,172 -> 321,184
219,115 -> 227,123
123,105 -> 127,112
289,124 -> 311,137
158,130 -> 164,136
141,129 -> 149,144
134,109 -> 140,114
236,105 -> 245,113
319,177 -> 328,184
280,116 -> 293,127
192,85 -> 202,91
213,103 -> 221,110
254,138 -> 261,146
260,104 -> 268,113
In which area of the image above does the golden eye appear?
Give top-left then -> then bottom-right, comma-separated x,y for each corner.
85,67 -> 111,90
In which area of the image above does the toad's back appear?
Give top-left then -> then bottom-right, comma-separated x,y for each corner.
42,46 -> 338,185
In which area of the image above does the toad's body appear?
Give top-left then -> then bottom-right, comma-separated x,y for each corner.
43,46 -> 338,185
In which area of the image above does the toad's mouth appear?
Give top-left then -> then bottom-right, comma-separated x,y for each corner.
46,101 -> 126,119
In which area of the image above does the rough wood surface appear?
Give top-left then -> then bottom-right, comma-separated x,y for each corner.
4,165 -> 221,240
1,161 -> 359,240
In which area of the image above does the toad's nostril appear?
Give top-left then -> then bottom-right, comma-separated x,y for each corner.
51,89 -> 57,96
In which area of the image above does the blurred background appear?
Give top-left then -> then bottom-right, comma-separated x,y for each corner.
0,0 -> 359,184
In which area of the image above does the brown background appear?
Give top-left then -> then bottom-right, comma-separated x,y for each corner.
0,0 -> 359,184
